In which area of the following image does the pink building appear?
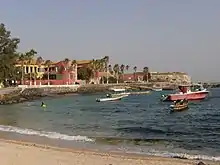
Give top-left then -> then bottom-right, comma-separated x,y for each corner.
22,61 -> 78,85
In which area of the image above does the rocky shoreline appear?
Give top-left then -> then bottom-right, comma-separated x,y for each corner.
0,86 -> 78,105
0,82 -> 181,105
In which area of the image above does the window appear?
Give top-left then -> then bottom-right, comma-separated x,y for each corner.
49,74 -> 57,80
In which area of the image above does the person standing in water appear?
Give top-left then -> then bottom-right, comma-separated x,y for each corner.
41,102 -> 46,107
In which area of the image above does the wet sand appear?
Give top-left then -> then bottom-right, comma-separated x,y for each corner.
0,139 -> 218,165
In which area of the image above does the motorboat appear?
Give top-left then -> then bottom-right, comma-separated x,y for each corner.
96,94 -> 128,102
170,99 -> 188,112
152,88 -> 162,91
107,88 -> 130,97
161,83 -> 209,101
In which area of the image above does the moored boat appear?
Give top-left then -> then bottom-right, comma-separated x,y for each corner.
96,94 -> 128,102
96,88 -> 130,102
152,88 -> 162,91
161,83 -> 209,101
107,88 -> 130,97
170,99 -> 188,112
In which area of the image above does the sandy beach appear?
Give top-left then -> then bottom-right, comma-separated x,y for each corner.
0,139 -> 217,165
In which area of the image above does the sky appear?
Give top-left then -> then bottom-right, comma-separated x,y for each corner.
0,0 -> 220,82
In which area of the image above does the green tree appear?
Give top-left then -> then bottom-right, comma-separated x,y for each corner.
0,23 -> 20,82
89,59 -> 100,83
18,53 -> 28,85
77,67 -> 93,83
113,64 -> 119,84
143,66 -> 150,82
120,64 -> 125,82
25,49 -> 37,85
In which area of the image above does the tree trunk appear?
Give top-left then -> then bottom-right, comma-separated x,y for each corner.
147,72 -> 148,83
39,77 -> 41,86
122,73 -> 124,83
47,68 -> 50,85
75,65 -> 77,82
39,66 -> 41,86
34,73 -> 36,85
29,72 -> 32,86
106,62 -> 108,84
21,64 -> 24,85
134,72 -> 136,82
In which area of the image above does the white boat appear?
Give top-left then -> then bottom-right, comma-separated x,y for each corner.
161,83 -> 209,101
108,88 -> 131,96
152,88 -> 162,91
96,94 -> 128,102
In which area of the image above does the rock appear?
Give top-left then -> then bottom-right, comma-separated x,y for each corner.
0,86 -> 79,105
19,97 -> 27,102
197,162 -> 206,165
151,72 -> 191,84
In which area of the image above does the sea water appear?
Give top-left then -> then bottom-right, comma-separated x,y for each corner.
0,89 -> 219,161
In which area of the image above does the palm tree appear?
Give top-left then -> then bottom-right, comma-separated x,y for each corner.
26,49 -> 37,85
120,64 -> 125,82
126,65 -> 129,73
103,56 -> 109,84
36,56 -> 44,85
63,58 -> 70,84
108,64 -> 112,74
143,66 -> 149,82
133,66 -> 137,82
71,60 -> 77,84
113,64 -> 120,84
19,53 -> 27,85
89,59 -> 99,83
45,60 -> 52,85
96,59 -> 104,84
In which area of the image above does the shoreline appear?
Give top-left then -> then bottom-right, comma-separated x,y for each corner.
0,138 -> 216,165
0,83 -> 171,105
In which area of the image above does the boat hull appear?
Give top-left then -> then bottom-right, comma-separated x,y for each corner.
163,91 -> 209,101
96,94 -> 128,102
170,104 -> 188,112
152,88 -> 162,91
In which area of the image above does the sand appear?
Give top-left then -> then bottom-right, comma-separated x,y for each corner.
0,139 -> 217,165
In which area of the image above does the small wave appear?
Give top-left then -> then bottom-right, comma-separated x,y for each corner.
125,150 -> 220,161
0,125 -> 94,142
152,150 -> 220,161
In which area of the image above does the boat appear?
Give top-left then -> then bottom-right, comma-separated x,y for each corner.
170,99 -> 188,112
161,83 -> 209,101
96,88 -> 130,102
107,88 -> 130,97
152,88 -> 162,91
96,94 -> 128,102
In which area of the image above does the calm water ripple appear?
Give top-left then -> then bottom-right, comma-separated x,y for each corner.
0,88 -> 219,160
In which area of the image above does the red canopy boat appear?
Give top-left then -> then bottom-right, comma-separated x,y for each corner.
161,83 -> 209,101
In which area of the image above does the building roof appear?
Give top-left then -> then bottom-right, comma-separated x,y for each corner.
76,60 -> 91,65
